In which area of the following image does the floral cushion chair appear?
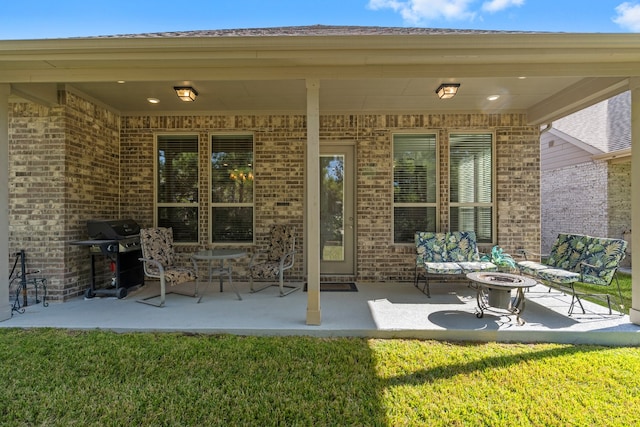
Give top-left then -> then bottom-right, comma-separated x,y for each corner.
415,231 -> 496,297
138,227 -> 198,307
517,233 -> 627,315
249,225 -> 299,297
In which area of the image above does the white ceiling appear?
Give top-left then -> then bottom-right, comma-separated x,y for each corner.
69,76 -> 586,116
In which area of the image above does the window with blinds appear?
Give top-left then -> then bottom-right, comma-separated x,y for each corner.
393,133 -> 438,243
449,133 -> 494,243
156,134 -> 199,243
211,134 -> 254,243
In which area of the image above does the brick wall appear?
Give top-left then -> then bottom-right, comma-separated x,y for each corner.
9,92 -> 120,301
10,90 -> 541,299
609,161 -> 632,267
541,158 -> 631,266
541,160 -> 608,253
8,101 -> 67,300
121,111 -> 540,283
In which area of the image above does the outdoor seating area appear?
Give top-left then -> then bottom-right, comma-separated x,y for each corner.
136,224 -> 301,307
414,231 -> 498,297
517,233 -> 628,316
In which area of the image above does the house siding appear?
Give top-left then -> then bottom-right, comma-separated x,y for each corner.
540,131 -> 597,171
9,91 -> 541,301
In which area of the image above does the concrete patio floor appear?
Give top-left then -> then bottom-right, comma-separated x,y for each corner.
3,280 -> 640,346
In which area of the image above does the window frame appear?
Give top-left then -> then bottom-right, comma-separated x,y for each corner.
391,131 -> 440,245
209,132 -> 255,245
154,133 -> 200,245
448,131 -> 496,245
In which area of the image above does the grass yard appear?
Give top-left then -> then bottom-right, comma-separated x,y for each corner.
1,329 -> 640,426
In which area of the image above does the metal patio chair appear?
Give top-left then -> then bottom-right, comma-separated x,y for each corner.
137,227 -> 198,307
249,224 -> 299,297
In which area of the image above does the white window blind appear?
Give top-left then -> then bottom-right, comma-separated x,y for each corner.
156,134 -> 199,243
393,134 -> 437,243
211,134 -> 254,243
449,133 -> 493,243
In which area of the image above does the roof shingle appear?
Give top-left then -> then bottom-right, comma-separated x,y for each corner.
94,24 -> 543,39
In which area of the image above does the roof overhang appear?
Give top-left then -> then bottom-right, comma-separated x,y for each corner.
1,30 -> 639,123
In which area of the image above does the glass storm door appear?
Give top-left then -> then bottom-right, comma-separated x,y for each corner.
320,145 -> 355,275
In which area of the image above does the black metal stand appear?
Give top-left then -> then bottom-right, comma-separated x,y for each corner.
9,250 -> 48,316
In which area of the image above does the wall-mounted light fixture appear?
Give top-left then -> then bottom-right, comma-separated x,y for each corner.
174,86 -> 198,102
435,83 -> 460,99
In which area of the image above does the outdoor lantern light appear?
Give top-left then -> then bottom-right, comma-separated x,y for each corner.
174,86 -> 198,101
435,83 -> 460,99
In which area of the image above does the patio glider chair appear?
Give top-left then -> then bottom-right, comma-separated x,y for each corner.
137,227 -> 198,307
249,224 -> 300,297
517,233 -> 627,315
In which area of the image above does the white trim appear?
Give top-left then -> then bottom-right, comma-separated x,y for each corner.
592,148 -> 632,161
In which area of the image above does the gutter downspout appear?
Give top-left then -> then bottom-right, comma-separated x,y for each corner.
540,123 -> 553,135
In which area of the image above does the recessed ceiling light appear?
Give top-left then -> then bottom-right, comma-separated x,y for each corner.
487,95 -> 500,101
147,98 -> 160,104
117,80 -> 126,84
518,76 -> 527,80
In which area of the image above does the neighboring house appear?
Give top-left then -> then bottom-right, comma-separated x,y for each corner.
1,26 -> 639,325
540,92 -> 632,266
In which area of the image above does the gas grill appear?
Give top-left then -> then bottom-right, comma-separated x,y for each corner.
72,219 -> 145,299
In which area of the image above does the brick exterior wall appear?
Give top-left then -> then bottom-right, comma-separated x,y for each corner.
10,91 -> 541,301
541,158 -> 631,267
541,160 -> 608,253
609,161 -> 632,267
9,92 -> 120,301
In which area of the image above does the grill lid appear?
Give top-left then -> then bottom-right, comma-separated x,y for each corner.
87,219 -> 140,240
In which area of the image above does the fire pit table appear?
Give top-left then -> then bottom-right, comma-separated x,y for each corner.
466,271 -> 537,325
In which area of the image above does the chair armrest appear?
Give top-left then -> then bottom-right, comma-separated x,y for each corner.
280,250 -> 296,270
579,261 -> 602,275
139,257 -> 165,275
515,249 -> 548,261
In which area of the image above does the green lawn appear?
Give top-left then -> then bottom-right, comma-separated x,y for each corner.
1,329 -> 639,426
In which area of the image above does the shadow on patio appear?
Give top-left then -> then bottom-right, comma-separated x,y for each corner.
3,280 -> 640,346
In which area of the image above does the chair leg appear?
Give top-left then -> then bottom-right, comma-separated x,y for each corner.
250,271 -> 299,297
614,275 -> 625,315
567,282 -> 586,316
249,275 -> 274,294
278,270 -> 300,297
137,276 -> 167,307
424,276 -> 431,298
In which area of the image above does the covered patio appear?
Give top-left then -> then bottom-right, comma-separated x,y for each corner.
3,279 -> 639,346
1,26 -> 640,330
